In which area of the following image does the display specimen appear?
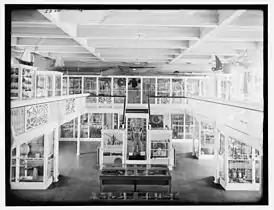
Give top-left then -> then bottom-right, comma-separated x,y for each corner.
89,113 -> 103,138
143,78 -> 155,104
172,78 -> 184,103
157,78 -> 170,104
128,78 -> 141,103
84,77 -> 97,103
103,130 -> 123,147
113,78 -> 126,103
103,113 -> 113,129
150,115 -> 164,129
69,77 -> 82,95
171,114 -> 184,139
127,118 -> 147,160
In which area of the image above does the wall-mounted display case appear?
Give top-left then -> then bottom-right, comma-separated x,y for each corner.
11,64 -> 63,100
128,78 -> 141,104
215,131 -> 261,191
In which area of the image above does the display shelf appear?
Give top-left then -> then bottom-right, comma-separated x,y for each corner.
22,67 -> 36,99
11,67 -> 20,99
171,114 -> 184,139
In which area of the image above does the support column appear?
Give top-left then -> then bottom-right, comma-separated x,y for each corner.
77,115 -> 81,156
53,127 -> 60,182
198,120 -> 202,158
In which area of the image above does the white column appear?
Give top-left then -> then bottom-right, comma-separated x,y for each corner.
15,144 -> 20,182
76,116 -> 81,156
81,76 -> 84,94
43,133 -> 49,183
52,75 -> 56,97
169,77 -> 172,104
198,120 -> 202,158
192,117 -> 195,156
155,78 -> 158,104
67,76 -> 70,95
183,111 -> 186,140
140,78 -> 143,104
53,127 -> 60,182
252,148 -> 256,184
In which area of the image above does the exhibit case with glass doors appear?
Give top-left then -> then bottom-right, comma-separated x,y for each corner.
215,129 -> 261,191
10,127 -> 58,190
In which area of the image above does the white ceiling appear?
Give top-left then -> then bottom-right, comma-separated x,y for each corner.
11,9 -> 263,75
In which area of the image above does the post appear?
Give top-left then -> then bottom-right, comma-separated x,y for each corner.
77,115 -> 81,156
214,124 -> 219,184
53,127 -> 60,182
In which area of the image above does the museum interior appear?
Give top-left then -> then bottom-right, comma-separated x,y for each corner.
8,8 -> 265,204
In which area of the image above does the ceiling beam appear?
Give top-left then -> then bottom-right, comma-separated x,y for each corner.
38,10 -> 102,61
169,10 -> 247,64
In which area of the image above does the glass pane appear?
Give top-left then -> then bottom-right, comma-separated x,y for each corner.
228,137 -> 252,160
74,118 -> 78,138
114,113 -> 118,129
143,78 -> 155,104
171,114 -> 184,139
11,67 -> 20,98
11,166 -> 16,182
55,75 -> 62,96
84,77 -> 97,103
172,78 -> 184,103
151,141 -> 168,158
36,75 -> 46,98
62,77 -> 68,95
47,156 -> 54,180
47,75 -> 53,97
22,68 -> 35,99
80,114 -> 89,138
186,79 -> 200,96
89,113 -> 102,138
69,77 -> 82,95
113,78 -> 126,103
127,118 -> 147,160
61,120 -> 74,138
228,160 -> 252,183
128,78 -> 141,104
157,79 -> 170,104
255,159 -> 260,183
103,113 -> 113,129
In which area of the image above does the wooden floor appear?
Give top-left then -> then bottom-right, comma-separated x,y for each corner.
8,141 -> 263,205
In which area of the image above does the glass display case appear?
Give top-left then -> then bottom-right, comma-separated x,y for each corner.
113,78 -> 126,103
216,132 -> 261,191
150,140 -> 169,158
185,114 -> 193,139
172,78 -> 185,104
89,113 -> 103,139
55,75 -> 62,96
192,118 -> 199,157
128,78 -> 141,104
127,117 -> 147,160
62,76 -> 68,95
10,132 -> 56,189
157,78 -> 170,104
60,119 -> 75,139
11,65 -> 37,100
171,114 -> 184,139
186,78 -> 200,97
143,78 -> 156,104
69,77 -> 82,95
80,114 -> 89,138
84,77 -> 97,104
11,66 -> 20,99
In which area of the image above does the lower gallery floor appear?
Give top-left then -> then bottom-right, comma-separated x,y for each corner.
9,141 -> 262,204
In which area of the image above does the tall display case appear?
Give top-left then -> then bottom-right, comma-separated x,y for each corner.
215,130 -> 261,191
10,132 -> 55,190
11,64 -> 63,100
11,64 -> 37,100
99,129 -> 126,168
192,116 -> 215,159
147,129 -> 173,169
